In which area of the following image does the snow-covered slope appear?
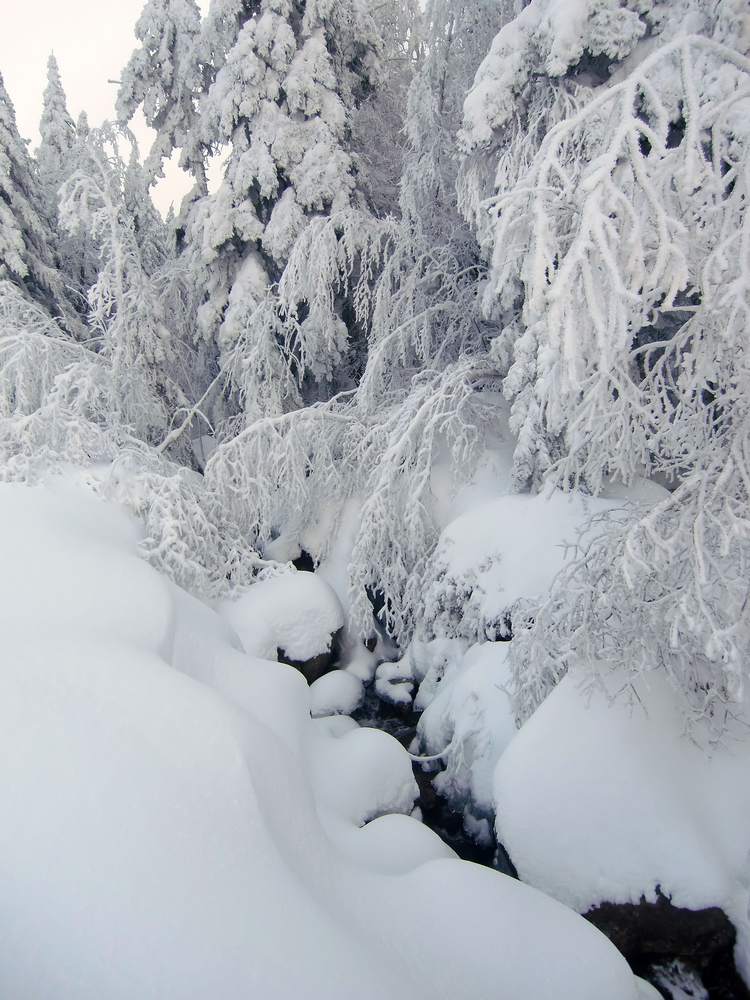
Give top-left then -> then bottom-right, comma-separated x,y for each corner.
0,478 -> 650,1000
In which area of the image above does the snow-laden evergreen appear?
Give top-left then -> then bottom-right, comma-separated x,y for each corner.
196,1 -> 377,303
36,54 -> 76,220
0,71 -> 81,333
117,0 -> 206,187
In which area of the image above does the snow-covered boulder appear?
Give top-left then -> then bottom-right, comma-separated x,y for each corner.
310,669 -> 365,718
310,725 -> 419,827
493,668 -> 750,989
219,570 -> 345,683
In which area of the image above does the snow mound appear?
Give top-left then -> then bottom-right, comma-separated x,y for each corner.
0,480 -> 171,651
0,479 -> 649,1000
310,725 -> 418,827
310,669 -> 364,718
494,667 -> 750,980
331,812 -> 457,875
375,656 -> 416,706
421,489 -> 619,643
219,569 -> 344,662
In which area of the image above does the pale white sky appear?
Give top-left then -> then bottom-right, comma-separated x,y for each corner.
0,0 -> 209,214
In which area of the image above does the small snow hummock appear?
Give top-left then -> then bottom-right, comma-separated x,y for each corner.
310,669 -> 365,718
310,725 -> 419,827
420,489 -> 621,643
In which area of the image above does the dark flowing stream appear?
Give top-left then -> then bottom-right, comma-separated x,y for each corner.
352,683 -> 514,872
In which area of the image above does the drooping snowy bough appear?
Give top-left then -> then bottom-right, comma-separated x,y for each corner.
461,0 -> 750,729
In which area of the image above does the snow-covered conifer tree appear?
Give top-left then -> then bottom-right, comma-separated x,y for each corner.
190,0 -> 380,407
117,0 -> 206,187
401,0 -> 506,233
36,56 -> 99,309
196,0 -> 380,278
36,54 -> 76,219
349,0 -> 423,216
0,71 -> 80,332
123,142 -> 171,273
59,125 -> 188,450
362,0 -> 505,401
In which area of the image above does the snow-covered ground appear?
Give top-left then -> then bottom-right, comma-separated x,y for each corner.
0,477 -> 652,999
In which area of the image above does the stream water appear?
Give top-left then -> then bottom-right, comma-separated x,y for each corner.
352,684 -> 515,873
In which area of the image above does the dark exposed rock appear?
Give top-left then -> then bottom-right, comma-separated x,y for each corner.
492,840 -> 518,880
365,585 -> 386,621
583,891 -> 750,1000
277,626 -> 344,684
292,549 -> 316,573
585,892 -> 734,960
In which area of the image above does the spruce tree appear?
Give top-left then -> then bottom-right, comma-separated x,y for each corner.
0,71 -> 80,333
36,54 -> 76,219
194,0 -> 380,330
59,124 -> 188,449
117,0 -> 206,187
174,0 -> 381,433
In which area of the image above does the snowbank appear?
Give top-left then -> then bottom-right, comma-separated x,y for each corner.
0,478 -> 648,1000
0,479 -> 170,651
494,668 -> 750,980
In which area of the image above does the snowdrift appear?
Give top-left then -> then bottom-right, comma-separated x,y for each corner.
0,478 -> 648,1000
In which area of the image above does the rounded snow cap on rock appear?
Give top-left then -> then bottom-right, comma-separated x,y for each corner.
218,570 -> 345,680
